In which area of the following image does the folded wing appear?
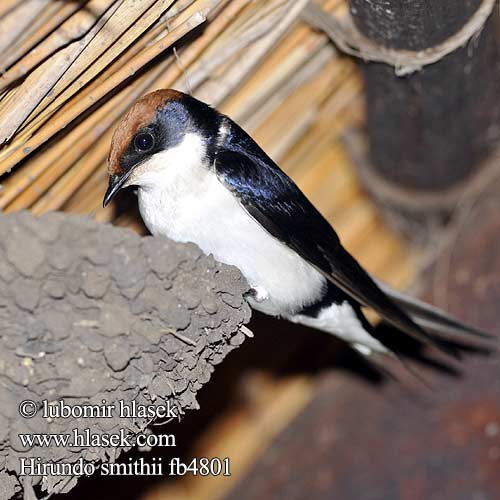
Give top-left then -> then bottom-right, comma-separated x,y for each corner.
216,120 -> 492,357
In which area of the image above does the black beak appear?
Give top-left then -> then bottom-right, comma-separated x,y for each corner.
103,172 -> 131,208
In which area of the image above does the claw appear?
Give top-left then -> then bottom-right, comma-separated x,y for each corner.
248,286 -> 269,303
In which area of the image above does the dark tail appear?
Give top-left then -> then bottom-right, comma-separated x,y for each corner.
374,278 -> 494,342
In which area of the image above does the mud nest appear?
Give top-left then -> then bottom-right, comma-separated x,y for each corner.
0,211 -> 252,499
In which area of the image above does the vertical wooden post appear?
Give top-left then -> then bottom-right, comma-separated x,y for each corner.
348,0 -> 500,222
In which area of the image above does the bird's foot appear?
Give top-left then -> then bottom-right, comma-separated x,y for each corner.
246,286 -> 269,303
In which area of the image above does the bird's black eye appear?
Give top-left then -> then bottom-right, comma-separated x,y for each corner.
134,132 -> 155,152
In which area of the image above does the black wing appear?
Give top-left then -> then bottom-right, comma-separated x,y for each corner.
215,121 -> 485,357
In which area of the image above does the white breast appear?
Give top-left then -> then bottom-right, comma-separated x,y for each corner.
131,133 -> 326,317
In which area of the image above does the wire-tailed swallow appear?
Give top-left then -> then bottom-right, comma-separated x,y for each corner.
103,89 -> 491,359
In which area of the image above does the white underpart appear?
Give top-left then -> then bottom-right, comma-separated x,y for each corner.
289,304 -> 387,354
130,132 -> 386,354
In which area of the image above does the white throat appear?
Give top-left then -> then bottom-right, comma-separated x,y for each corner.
127,133 -> 207,192
130,133 -> 210,236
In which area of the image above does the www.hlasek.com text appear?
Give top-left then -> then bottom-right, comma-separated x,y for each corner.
18,428 -> 176,449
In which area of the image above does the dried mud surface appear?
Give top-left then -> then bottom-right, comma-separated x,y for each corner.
0,211 -> 251,499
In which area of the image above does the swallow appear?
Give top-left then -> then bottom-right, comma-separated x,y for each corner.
103,89 -> 491,359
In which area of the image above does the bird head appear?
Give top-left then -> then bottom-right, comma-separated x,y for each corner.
103,89 -> 221,207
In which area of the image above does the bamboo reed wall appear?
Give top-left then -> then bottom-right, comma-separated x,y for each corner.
0,1 -> 415,499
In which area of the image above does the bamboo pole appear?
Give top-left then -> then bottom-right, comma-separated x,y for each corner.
0,0 -> 51,55
0,0 -> 121,144
0,0 -> 117,88
0,13 -> 206,171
